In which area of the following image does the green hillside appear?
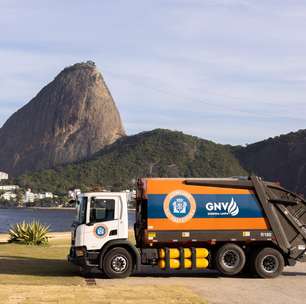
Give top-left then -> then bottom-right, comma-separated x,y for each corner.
234,129 -> 306,196
16,129 -> 247,193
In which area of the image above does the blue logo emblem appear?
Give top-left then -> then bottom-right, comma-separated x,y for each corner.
163,190 -> 196,223
95,225 -> 107,237
169,195 -> 191,217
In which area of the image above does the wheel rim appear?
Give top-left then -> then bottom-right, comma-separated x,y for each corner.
111,255 -> 128,273
261,255 -> 279,273
222,250 -> 240,269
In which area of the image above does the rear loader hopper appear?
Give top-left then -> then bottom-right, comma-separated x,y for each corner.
69,176 -> 306,278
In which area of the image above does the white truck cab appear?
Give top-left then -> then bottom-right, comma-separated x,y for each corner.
74,192 -> 129,250
68,191 -> 140,278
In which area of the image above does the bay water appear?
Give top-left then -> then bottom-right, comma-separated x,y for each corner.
0,208 -> 136,233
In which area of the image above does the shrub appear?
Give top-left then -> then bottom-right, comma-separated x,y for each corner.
8,220 -> 49,245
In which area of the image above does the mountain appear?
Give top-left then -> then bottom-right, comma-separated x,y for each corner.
234,129 -> 306,196
2,62 -> 305,196
0,61 -> 125,176
16,129 -> 247,193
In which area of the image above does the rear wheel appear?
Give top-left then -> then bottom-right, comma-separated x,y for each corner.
215,243 -> 246,276
102,247 -> 133,279
252,247 -> 284,278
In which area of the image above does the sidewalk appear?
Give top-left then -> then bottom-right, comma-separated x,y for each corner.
0,234 -> 8,243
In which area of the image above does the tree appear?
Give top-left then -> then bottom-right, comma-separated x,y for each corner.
15,189 -> 24,205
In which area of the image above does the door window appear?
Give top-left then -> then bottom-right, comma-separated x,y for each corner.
76,197 -> 87,224
90,198 -> 115,223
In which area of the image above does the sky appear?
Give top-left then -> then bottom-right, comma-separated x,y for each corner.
0,0 -> 306,145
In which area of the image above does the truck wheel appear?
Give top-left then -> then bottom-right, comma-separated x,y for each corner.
215,244 -> 246,276
253,247 -> 284,278
102,247 -> 133,279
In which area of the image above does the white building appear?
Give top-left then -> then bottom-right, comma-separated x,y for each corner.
68,189 -> 81,200
24,189 -> 54,203
36,192 -> 54,200
25,189 -> 35,203
0,172 -> 8,181
0,185 -> 19,191
1,191 -> 16,201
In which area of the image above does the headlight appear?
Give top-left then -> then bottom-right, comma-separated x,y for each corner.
75,247 -> 85,257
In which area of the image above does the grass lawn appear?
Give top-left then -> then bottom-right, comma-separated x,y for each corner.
0,236 -> 83,286
1,284 -> 206,304
0,234 -> 206,304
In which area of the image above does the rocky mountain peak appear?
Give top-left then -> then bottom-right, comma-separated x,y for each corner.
0,61 -> 125,175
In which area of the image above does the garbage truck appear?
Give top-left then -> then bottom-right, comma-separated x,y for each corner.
68,176 -> 306,279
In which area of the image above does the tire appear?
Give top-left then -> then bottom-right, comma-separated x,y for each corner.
102,247 -> 133,279
215,243 -> 246,276
252,247 -> 284,278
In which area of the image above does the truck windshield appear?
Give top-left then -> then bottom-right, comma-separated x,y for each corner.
76,197 -> 87,224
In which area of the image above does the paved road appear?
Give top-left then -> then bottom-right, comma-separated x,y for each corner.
96,262 -> 306,304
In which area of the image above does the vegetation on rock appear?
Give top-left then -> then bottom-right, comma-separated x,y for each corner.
16,129 -> 247,193
234,129 -> 306,196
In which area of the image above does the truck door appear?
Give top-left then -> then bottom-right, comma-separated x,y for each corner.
83,196 -> 120,250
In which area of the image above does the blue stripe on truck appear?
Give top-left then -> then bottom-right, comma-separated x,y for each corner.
147,194 -> 265,218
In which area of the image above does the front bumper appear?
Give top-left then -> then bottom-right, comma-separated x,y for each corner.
68,246 -> 88,267
68,246 -> 99,268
